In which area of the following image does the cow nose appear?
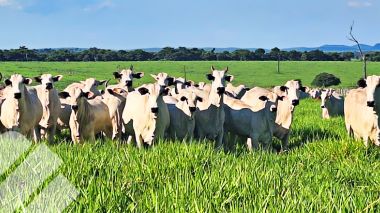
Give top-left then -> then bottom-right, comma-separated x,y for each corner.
189,107 -> 196,112
292,100 -> 299,106
321,105 -> 325,109
125,81 -> 132,86
71,105 -> 78,110
367,101 -> 375,107
46,83 -> 53,90
14,93 -> 21,99
217,87 -> 225,95
151,107 -> 159,114
271,107 -> 277,112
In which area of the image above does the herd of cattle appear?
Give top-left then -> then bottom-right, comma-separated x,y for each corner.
0,66 -> 378,151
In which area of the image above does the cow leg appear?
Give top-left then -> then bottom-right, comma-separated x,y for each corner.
33,128 -> 41,142
248,135 -> 260,151
47,124 -> 56,144
281,134 -> 290,152
246,138 -> 253,151
135,133 -> 143,149
215,129 -> 224,150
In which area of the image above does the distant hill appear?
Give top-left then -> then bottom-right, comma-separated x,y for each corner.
32,44 -> 380,53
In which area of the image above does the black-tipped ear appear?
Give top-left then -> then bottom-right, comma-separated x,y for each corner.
113,72 -> 122,79
58,92 -> 70,99
196,96 -> 203,102
23,78 -> 32,85
101,90 -> 106,95
138,87 -> 149,95
161,87 -> 170,96
34,77 -> 42,83
184,81 -> 192,87
53,75 -> 63,82
4,79 -> 11,86
180,96 -> 187,101
206,74 -> 215,81
300,86 -> 306,92
244,87 -> 250,91
277,96 -> 284,101
224,75 -> 233,82
259,96 -> 268,101
99,80 -> 107,85
132,72 -> 144,79
280,86 -> 288,92
167,77 -> 174,86
357,79 -> 367,88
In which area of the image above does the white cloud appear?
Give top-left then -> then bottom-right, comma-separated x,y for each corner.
0,0 -> 23,9
83,0 -> 113,12
347,0 -> 373,8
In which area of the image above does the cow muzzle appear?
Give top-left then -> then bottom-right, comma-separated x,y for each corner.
367,101 -> 375,108
14,93 -> 22,99
151,107 -> 159,114
72,105 -> 79,111
270,106 -> 277,112
189,107 -> 196,112
217,87 -> 225,95
292,100 -> 299,106
125,81 -> 132,87
46,83 -> 53,90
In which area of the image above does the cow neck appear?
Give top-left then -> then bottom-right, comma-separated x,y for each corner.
17,87 -> 31,113
208,88 -> 223,107
275,98 -> 293,129
76,97 -> 91,124
175,101 -> 192,118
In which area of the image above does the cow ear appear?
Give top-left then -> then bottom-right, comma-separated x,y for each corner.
106,89 -> 114,95
23,78 -> 32,85
259,96 -> 268,101
98,80 -> 107,85
34,76 -> 42,83
206,74 -> 215,81
138,87 -> 149,95
280,86 -> 288,92
180,96 -> 187,101
167,77 -> 175,86
58,92 -> 70,99
83,91 -> 95,99
4,79 -> 11,86
277,96 -> 284,101
132,72 -> 144,79
161,87 -> 170,96
224,75 -> 234,82
53,75 -> 63,82
357,79 -> 367,88
196,96 -> 203,102
113,72 -> 122,79
150,74 -> 158,80
299,86 -> 306,92
244,87 -> 250,91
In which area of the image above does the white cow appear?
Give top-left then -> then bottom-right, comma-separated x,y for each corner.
320,89 -> 344,119
1,74 -> 43,141
34,74 -> 62,143
357,75 -> 380,115
345,87 -> 379,146
122,84 -> 163,148
112,65 -> 144,92
194,66 -> 233,149
59,88 -> 113,143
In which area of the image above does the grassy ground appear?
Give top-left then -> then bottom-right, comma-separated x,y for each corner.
0,61 -> 379,88
1,61 -> 380,212
44,99 -> 379,212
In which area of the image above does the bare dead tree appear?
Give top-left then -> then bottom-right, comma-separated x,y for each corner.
348,21 -> 367,78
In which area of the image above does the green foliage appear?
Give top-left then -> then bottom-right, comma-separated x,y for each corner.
311,72 -> 342,87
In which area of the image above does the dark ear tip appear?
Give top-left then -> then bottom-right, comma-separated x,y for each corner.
180,96 -> 187,101
259,96 -> 268,101
357,79 -> 367,88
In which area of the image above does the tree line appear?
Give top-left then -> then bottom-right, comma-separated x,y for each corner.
1,46 -> 380,62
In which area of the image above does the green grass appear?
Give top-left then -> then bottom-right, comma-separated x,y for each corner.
1,61 -> 380,212
0,61 -> 379,88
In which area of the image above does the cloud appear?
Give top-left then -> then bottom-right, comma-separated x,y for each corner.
347,0 -> 372,8
83,0 -> 113,12
0,0 -> 22,9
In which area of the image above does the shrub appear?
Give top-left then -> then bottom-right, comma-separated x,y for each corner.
311,72 -> 341,87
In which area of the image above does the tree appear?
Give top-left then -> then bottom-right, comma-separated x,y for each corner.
311,73 -> 341,87
348,21 -> 367,78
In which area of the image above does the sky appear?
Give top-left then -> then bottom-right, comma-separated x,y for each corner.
0,0 -> 379,49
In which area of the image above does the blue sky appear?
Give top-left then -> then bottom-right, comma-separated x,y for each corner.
0,0 -> 379,49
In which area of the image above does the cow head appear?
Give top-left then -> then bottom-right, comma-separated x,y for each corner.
79,78 -> 107,97
206,66 -> 233,96
309,88 -> 321,99
113,66 -> 144,88
357,75 -> 380,108
173,77 -> 194,94
320,89 -> 334,109
174,91 -> 203,118
151,72 -> 174,87
34,74 -> 63,90
4,74 -> 32,99
59,88 -> 93,112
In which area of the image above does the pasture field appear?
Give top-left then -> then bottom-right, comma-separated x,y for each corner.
0,61 -> 379,89
0,61 -> 380,212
